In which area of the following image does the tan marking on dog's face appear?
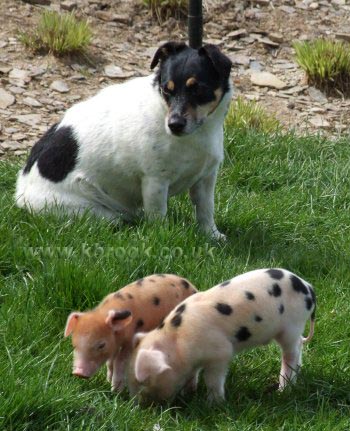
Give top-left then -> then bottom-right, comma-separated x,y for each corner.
185,77 -> 197,87
166,80 -> 175,91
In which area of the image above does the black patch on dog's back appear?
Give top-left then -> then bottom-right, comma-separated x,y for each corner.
24,124 -> 78,183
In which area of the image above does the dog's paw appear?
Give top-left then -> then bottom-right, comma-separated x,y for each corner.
210,230 -> 227,241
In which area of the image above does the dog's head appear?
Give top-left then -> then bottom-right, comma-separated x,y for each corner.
151,41 -> 232,136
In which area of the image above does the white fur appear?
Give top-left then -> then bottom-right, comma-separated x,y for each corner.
15,75 -> 232,238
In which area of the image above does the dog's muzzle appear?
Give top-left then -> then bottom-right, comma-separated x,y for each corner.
168,114 -> 187,135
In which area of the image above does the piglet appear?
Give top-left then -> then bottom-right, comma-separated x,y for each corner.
64,274 -> 197,391
127,268 -> 316,404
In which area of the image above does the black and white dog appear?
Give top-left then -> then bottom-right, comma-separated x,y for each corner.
15,42 -> 233,239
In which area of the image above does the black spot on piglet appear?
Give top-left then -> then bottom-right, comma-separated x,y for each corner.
266,269 -> 284,280
235,326 -> 251,342
220,280 -> 231,287
305,297 -> 313,310
153,296 -> 160,306
171,314 -> 182,328
245,291 -> 255,300
279,304 -> 285,314
290,275 -> 308,295
215,303 -> 233,315
136,319 -> 144,328
175,304 -> 186,314
268,283 -> 282,297
255,315 -> 263,322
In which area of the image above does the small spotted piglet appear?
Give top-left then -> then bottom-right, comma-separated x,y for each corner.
64,274 -> 197,391
127,268 -> 316,404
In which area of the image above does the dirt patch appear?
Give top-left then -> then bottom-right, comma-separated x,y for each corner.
0,0 -> 349,157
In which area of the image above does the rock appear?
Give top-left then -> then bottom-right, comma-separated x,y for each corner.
0,89 -> 15,109
269,32 -> 284,43
229,54 -> 250,66
0,62 -> 12,74
0,141 -> 24,151
309,2 -> 319,9
9,68 -> 31,87
8,86 -> 25,95
95,11 -> 131,24
309,116 -> 330,128
29,66 -> 46,77
61,0 -> 77,11
0,41 -> 8,49
227,29 -> 247,39
257,37 -> 279,48
15,114 -> 41,127
279,5 -> 296,13
250,71 -> 287,89
251,0 -> 270,4
104,64 -> 134,79
335,33 -> 350,42
23,97 -> 43,108
250,60 -> 263,71
308,87 -> 328,104
50,80 -> 70,93
22,0 -> 50,4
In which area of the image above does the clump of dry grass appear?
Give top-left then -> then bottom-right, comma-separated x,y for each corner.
294,38 -> 350,96
225,96 -> 281,134
19,10 -> 92,57
143,0 -> 187,24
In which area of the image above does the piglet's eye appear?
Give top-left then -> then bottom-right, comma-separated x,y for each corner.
97,342 -> 106,350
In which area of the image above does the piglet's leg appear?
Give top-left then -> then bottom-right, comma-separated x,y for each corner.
203,361 -> 229,403
183,369 -> 200,394
111,346 -> 132,392
106,359 -> 113,383
277,335 -> 303,390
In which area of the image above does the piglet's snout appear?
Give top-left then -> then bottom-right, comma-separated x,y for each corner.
73,367 -> 90,379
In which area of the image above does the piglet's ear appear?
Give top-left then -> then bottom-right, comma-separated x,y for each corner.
150,41 -> 187,69
132,332 -> 147,348
135,349 -> 171,383
198,44 -> 232,81
105,309 -> 133,332
64,312 -> 83,337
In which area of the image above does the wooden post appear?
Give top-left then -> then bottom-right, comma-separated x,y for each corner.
188,0 -> 203,49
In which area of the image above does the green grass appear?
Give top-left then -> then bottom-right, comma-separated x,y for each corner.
294,38 -> 350,96
143,0 -> 187,23
225,97 -> 281,134
19,10 -> 92,57
1,126 -> 350,430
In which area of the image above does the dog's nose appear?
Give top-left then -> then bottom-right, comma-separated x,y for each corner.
168,115 -> 186,135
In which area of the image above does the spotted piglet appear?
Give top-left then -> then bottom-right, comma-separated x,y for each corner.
64,274 -> 197,391
127,268 -> 316,404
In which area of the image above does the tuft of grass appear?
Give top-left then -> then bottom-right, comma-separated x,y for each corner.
294,38 -> 350,96
19,10 -> 92,57
225,96 -> 281,134
143,0 -> 187,23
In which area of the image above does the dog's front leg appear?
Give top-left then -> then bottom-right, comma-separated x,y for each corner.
189,171 -> 226,240
142,176 -> 169,219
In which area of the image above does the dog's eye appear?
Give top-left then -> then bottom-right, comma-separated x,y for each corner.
161,87 -> 172,98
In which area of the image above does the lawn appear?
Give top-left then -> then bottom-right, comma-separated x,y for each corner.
0,126 -> 350,430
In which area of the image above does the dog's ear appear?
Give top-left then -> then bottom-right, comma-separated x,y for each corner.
198,44 -> 232,80
150,41 -> 187,69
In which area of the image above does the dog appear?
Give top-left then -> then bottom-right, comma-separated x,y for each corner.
127,268 -> 316,404
15,42 -> 233,239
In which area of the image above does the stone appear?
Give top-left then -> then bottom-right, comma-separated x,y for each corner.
229,54 -> 250,66
50,80 -> 70,93
250,71 -> 287,89
257,37 -> 279,48
279,5 -> 296,13
309,116 -> 330,128
0,63 -> 12,74
22,0 -> 50,4
23,97 -> 43,108
335,33 -> 350,42
1,141 -> 24,151
95,11 -> 131,24
15,114 -> 41,127
227,29 -> 248,39
9,68 -> 31,87
250,60 -> 263,71
0,89 -> 15,109
269,32 -> 284,43
29,66 -> 46,77
309,2 -> 319,9
8,86 -> 25,95
61,0 -> 77,11
104,64 -> 134,79
308,87 -> 328,104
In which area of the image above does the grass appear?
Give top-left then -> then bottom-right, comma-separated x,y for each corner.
294,38 -> 350,96
143,0 -> 187,23
225,97 -> 281,134
1,125 -> 350,430
19,10 -> 92,57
